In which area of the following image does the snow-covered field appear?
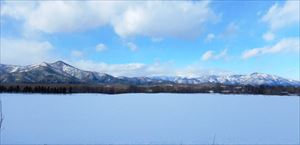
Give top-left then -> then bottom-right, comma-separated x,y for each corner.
0,93 -> 299,144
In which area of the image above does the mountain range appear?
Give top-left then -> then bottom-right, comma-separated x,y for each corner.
1,61 -> 299,86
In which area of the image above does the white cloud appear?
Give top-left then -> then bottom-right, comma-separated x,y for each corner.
242,37 -> 299,59
262,32 -> 275,41
0,38 -> 54,65
151,37 -> 163,42
73,60 -> 174,77
262,0 -> 300,31
1,1 -> 127,33
73,59 -> 230,77
111,1 -> 217,38
175,65 -> 231,78
95,43 -> 107,52
205,33 -> 215,42
126,42 -> 138,51
29,1 -> 124,33
214,49 -> 227,59
201,49 -> 228,61
220,22 -> 239,38
1,1 -> 217,38
0,1 -> 36,20
71,50 -> 83,57
201,51 -> 214,61
242,48 -> 260,59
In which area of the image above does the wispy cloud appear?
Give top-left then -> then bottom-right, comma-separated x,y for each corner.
201,51 -> 214,61
220,22 -> 239,38
71,50 -> 83,57
262,32 -> 275,41
262,0 -> 299,31
242,37 -> 299,59
73,59 -> 231,77
95,43 -> 107,52
202,49 -> 228,61
126,42 -> 138,52
73,59 -> 173,77
205,33 -> 215,42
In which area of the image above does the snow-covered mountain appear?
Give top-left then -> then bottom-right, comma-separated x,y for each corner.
151,73 -> 300,86
1,61 -> 299,86
0,61 -> 170,85
0,61 -> 117,84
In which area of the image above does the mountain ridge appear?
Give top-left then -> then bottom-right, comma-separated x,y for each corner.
1,61 -> 299,86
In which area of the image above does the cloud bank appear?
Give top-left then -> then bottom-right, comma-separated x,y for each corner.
73,60 -> 230,78
1,1 -> 217,39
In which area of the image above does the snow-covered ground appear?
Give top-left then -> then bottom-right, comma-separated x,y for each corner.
0,93 -> 299,144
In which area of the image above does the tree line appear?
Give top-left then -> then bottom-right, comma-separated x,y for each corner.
0,83 -> 299,96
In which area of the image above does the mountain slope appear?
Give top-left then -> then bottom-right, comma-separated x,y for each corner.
0,61 -> 171,85
152,73 -> 299,86
0,62 -> 80,83
1,61 -> 299,86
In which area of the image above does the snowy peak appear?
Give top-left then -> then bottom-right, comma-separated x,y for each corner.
152,73 -> 300,86
0,61 -> 116,84
52,60 -> 70,66
239,72 -> 298,86
49,61 -> 111,81
49,61 -> 76,71
0,61 -> 299,86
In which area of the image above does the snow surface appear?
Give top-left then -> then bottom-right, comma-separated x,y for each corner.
1,93 -> 299,144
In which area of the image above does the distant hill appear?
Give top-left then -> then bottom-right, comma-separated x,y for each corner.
1,61 -> 299,95
1,61 -> 299,86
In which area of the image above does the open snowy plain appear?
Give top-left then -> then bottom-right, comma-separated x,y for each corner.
1,93 -> 299,144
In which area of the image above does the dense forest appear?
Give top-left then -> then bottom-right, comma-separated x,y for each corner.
0,83 -> 299,96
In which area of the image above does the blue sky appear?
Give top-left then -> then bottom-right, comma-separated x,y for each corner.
0,0 -> 299,80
